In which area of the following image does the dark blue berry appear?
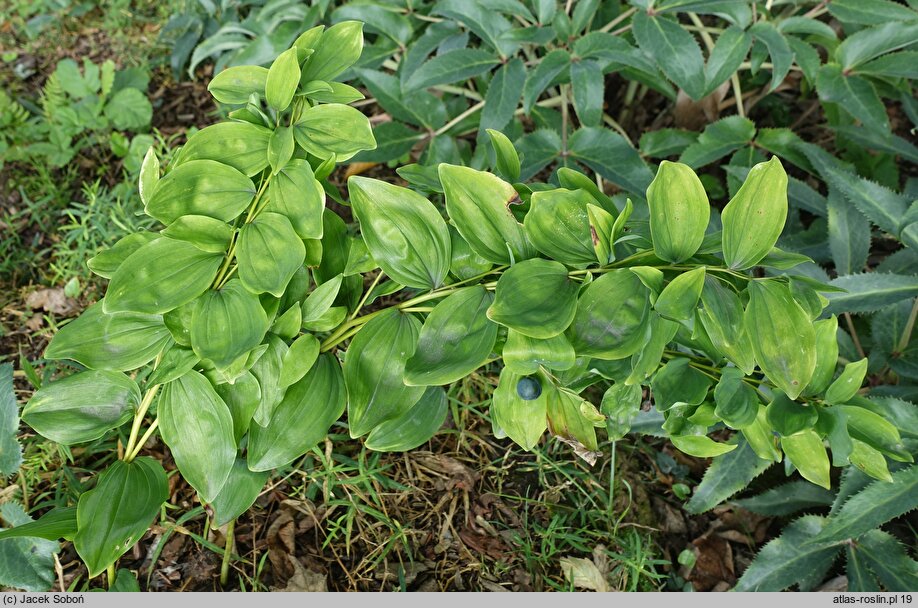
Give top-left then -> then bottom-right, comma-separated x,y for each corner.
516,376 -> 542,400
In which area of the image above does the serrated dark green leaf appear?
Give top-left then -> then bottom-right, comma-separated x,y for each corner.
732,480 -> 835,516
568,127 -> 653,194
685,437 -> 773,514
680,116 -> 756,169
632,11 -> 706,100
825,274 -> 918,315
405,48 -> 500,92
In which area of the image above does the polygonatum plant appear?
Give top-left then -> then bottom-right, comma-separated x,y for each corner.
4,27 -> 913,584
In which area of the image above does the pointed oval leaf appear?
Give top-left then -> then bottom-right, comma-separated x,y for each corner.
161,215 -> 234,253
237,212 -> 306,297
524,188 -> 596,265
722,157 -> 788,270
654,267 -> 705,321
299,21 -> 364,83
175,122 -> 271,177
214,371 -> 261,444
713,367 -> 760,429
344,309 -> 424,438
208,65 -> 269,105
566,269 -> 652,360
158,371 -> 236,502
45,302 -> 171,371
825,358 -> 868,405
265,47 -> 300,112
365,386 -> 448,452
404,286 -> 497,386
295,104 -> 376,160
745,280 -> 816,399
439,164 -> 536,264
266,159 -> 325,239
699,277 -> 755,374
766,393 -> 819,437
74,458 -> 168,578
249,354 -> 346,470
782,430 -> 831,489
209,458 -> 269,527
348,177 -> 451,290
104,238 -> 222,315
487,259 -> 579,339
646,161 -> 710,263
279,333 -> 320,388
671,435 -> 738,458
191,280 -> 268,368
146,160 -> 255,225
23,370 -> 138,445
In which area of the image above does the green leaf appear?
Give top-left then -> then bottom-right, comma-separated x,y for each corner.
639,128 -> 698,158
405,48 -> 500,91
279,334 -> 320,389
486,129 -> 521,183
698,278 -> 755,374
524,188 -> 596,265
837,21 -> 918,69
301,274 -> 343,323
517,129 -> 562,180
825,359 -> 868,404
782,430 -> 831,489
294,104 -> 376,160
827,189 -> 870,276
804,316 -> 838,397
742,405 -> 782,462
735,516 -> 839,591
745,280 -> 816,399
567,270 -> 652,360
404,287 -> 497,386
713,367 -> 759,429
0,364 -> 20,476
214,372 -> 260,445
814,465 -> 918,544
104,238 -> 222,315
487,259 -> 579,339
158,371 -> 235,502
432,0 -> 515,54
268,126 -> 294,174
733,480 -> 835,516
208,458 -> 269,528
652,163 -> 712,246
632,10 -> 706,100
138,147 -> 159,207
74,458 -> 168,578
439,164 -> 536,264
679,115 -> 756,169
685,437 -> 772,514
88,232 -> 159,279
161,215 -> 234,253
848,439 -> 892,482
503,330 -> 576,375
492,368 -> 548,450
481,58 -> 526,135
721,157 -> 788,270
104,88 -> 152,130
546,388 -> 598,452
748,22 -> 793,92
654,268 -> 705,321
249,335 -> 287,425
0,503 -> 58,591
353,122 -> 423,163
0,506 -> 76,542
190,280 -> 268,368
671,434 -> 737,458
816,64 -> 889,134
704,25 -> 751,95
23,370 -> 138,445
522,49 -> 570,114
625,314 -> 679,385
344,310 -> 423,438
651,358 -> 711,412
855,529 -> 918,592
567,128 -> 654,195
266,159 -> 325,240
570,60 -> 603,127
300,21 -> 364,83
766,393 -> 818,436
828,0 -> 918,25
45,302 -> 171,371
448,226 -> 492,281
176,122 -> 271,177
250,353 -> 345,470
825,273 -> 918,315
856,51 -> 918,79
237,212 -> 306,297
265,47 -> 299,112
208,65 -> 268,105
587,203 -> 615,265
842,405 -> 910,463
348,177 -> 451,290
600,383 -> 643,440
365,386 -> 448,452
